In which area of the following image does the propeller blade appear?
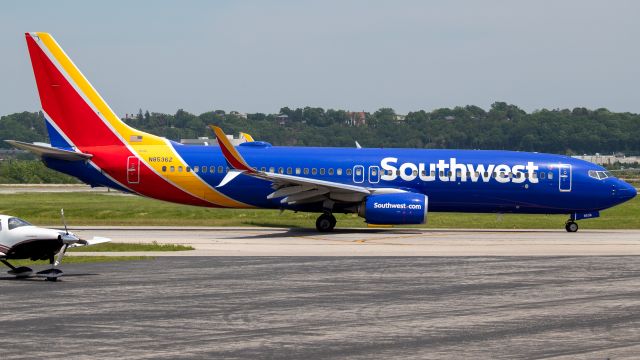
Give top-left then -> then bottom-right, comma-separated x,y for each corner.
60,208 -> 69,235
54,244 -> 69,267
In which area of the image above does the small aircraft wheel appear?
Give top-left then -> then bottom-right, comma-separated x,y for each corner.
565,221 -> 579,233
316,213 -> 336,232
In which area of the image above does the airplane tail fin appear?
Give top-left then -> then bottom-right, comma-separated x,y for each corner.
24,32 -> 153,149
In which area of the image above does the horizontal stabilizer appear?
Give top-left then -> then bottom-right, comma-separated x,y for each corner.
5,140 -> 92,161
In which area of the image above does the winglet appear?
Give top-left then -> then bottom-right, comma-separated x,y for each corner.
240,132 -> 255,142
210,126 -> 255,172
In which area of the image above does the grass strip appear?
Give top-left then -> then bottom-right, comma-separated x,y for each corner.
68,242 -> 194,252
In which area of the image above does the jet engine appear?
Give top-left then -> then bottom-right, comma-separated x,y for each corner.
358,193 -> 428,225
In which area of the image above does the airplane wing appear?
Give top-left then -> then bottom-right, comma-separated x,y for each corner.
5,140 -> 92,161
211,126 -> 403,206
69,236 -> 111,248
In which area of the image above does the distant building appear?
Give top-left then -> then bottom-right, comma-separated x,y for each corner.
394,114 -> 406,122
229,111 -> 248,119
276,114 -> 289,126
347,111 -> 366,126
573,154 -> 640,166
180,134 -> 247,146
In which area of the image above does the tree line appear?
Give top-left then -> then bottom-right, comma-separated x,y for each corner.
1,102 -> 639,155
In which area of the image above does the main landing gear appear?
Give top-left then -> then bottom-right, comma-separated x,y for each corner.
1,260 -> 32,278
316,213 -> 337,232
565,221 -> 579,233
36,255 -> 63,281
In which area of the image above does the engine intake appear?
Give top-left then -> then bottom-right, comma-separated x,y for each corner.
358,192 -> 428,225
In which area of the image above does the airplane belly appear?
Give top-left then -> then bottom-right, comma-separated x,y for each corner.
5,239 -> 63,261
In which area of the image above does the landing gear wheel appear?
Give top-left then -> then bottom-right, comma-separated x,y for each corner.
565,221 -> 578,233
316,213 -> 337,232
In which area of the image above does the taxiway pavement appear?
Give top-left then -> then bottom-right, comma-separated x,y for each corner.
1,256 -> 640,359
70,227 -> 640,256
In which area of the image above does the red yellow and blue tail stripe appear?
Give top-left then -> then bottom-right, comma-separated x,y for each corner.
25,32 -> 251,208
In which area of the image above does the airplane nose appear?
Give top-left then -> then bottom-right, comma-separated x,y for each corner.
617,181 -> 637,202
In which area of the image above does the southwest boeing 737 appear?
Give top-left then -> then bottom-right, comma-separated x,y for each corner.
8,33 -> 637,232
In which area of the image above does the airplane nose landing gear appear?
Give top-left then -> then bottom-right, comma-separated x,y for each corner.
565,221 -> 579,233
316,213 -> 337,232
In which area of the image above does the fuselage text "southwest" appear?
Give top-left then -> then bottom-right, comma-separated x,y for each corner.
380,157 -> 539,183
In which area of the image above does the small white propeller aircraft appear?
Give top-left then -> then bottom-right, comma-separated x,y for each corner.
0,210 -> 110,281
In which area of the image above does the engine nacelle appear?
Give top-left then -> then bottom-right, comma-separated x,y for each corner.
358,193 -> 428,225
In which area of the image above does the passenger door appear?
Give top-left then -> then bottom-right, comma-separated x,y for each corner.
558,164 -> 571,192
127,156 -> 140,184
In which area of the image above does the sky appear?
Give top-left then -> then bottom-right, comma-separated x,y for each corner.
1,0 -> 639,116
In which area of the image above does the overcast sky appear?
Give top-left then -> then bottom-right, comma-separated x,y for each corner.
1,0 -> 639,116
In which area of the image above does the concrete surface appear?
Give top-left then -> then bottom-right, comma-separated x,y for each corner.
69,227 -> 640,256
1,256 -> 640,359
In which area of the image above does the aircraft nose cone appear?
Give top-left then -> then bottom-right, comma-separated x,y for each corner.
617,181 -> 637,202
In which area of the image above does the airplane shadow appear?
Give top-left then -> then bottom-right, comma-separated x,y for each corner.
233,227 -> 586,240
0,273 -> 99,281
236,227 -> 424,240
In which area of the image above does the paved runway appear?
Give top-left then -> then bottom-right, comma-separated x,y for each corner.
71,227 -> 640,256
1,256 -> 640,359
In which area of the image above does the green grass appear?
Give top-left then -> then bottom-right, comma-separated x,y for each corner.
8,256 -> 151,267
68,242 -> 194,252
0,192 -> 638,230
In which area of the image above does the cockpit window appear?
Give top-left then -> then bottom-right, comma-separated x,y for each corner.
8,217 -> 32,230
588,170 -> 614,180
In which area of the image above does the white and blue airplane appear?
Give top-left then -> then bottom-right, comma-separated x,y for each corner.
7,32 -> 637,232
0,211 -> 110,281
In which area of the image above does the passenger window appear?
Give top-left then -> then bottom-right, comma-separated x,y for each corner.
396,170 -> 401,176
170,166 -> 175,172
194,166 -> 199,173
162,166 -> 167,172
320,168 -> 325,175
328,168 -> 334,175
226,167 -> 230,173
178,166 -> 183,172
218,166 -> 223,173
532,172 -> 537,179
413,170 -> 418,176
210,166 -> 216,173
540,172 -> 545,179
295,168 -> 301,175
548,172 -> 553,180
202,166 -> 207,173
356,168 -> 362,176
269,167 -> 275,173
186,166 -> 191,172
337,168 -> 342,175
312,168 -> 317,175
346,169 -> 352,176
278,167 -> 284,174
287,167 -> 292,174
261,167 -> 266,172
304,168 -> 309,175
421,170 -> 426,176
